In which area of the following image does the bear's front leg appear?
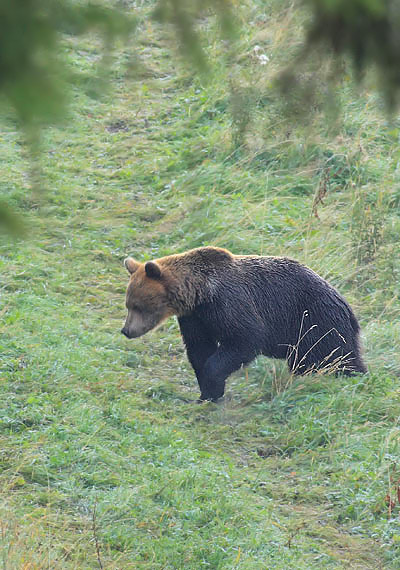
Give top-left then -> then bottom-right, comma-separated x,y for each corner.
178,315 -> 218,397
198,343 -> 255,402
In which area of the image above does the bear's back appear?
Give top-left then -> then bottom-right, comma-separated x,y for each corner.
202,254 -> 356,345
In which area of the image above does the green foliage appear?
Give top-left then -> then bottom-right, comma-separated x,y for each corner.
306,0 -> 400,108
153,0 -> 236,72
0,0 -> 135,231
3,0 -> 400,234
0,0 -> 134,126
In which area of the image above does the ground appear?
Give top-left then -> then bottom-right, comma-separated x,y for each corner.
0,2 -> 400,568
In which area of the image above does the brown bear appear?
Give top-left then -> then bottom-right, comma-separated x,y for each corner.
122,246 -> 366,401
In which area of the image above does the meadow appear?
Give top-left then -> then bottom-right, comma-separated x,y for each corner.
1,1 -> 400,568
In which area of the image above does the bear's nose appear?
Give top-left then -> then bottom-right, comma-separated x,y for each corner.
121,327 -> 130,338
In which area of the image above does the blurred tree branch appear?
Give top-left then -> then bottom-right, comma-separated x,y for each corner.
0,0 -> 134,233
153,0 -> 236,72
2,0 -> 400,234
304,0 -> 400,108
0,1 -> 133,127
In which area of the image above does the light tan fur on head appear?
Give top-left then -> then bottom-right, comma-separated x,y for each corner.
122,258 -> 175,338
122,247 -> 234,339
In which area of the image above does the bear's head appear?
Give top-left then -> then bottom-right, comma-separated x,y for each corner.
121,257 -> 174,338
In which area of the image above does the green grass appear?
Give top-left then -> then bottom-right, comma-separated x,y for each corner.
1,2 -> 400,568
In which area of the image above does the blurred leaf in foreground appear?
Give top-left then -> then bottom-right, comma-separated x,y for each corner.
0,0 -> 134,233
296,0 -> 400,109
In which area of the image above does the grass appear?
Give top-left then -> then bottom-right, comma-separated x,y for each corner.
1,1 -> 400,568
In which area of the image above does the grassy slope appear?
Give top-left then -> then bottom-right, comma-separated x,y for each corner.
1,2 -> 400,568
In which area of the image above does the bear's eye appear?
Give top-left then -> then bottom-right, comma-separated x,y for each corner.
127,303 -> 148,314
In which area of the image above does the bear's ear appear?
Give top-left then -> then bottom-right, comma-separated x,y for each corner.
124,257 -> 140,275
145,261 -> 162,279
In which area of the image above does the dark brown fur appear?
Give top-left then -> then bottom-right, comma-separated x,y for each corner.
122,246 -> 366,400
